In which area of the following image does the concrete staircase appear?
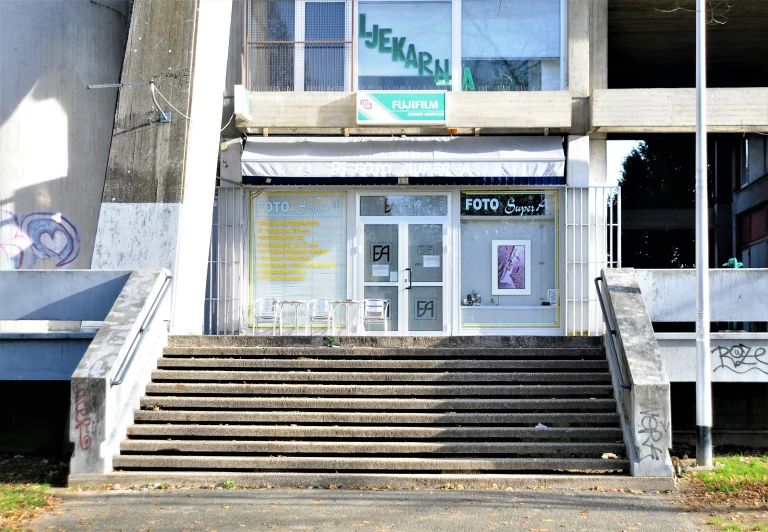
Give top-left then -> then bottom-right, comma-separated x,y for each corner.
113,336 -> 629,479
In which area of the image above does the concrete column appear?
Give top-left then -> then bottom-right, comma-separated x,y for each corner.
567,0 -> 590,134
589,0 -> 608,93
589,134 -> 608,185
567,135 -> 590,187
91,0 -> 233,334
172,0 -> 234,334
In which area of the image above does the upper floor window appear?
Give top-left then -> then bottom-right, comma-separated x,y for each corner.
247,0 -> 353,91
462,0 -> 562,91
246,0 -> 564,92
358,1 -> 452,90
741,134 -> 768,189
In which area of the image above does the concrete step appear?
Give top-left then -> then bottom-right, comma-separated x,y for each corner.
69,472 -> 674,491
149,370 -> 613,383
112,455 -> 628,472
169,335 -> 604,349
132,410 -> 621,425
140,396 -> 618,411
143,383 -> 614,396
120,440 -> 627,455
126,425 -> 622,440
162,347 -> 606,358
156,358 -> 610,370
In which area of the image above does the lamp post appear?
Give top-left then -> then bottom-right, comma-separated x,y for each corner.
695,0 -> 713,467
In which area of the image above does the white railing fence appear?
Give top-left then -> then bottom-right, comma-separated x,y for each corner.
564,186 -> 621,336
204,184 -> 246,334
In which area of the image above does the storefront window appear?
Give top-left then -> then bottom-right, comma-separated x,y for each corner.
249,191 -> 347,327
459,191 -> 559,328
358,1 -> 452,90
461,0 -> 561,91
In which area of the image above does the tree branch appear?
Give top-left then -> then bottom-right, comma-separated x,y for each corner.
655,0 -> 735,25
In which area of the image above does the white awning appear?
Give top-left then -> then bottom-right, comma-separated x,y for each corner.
241,136 -> 565,181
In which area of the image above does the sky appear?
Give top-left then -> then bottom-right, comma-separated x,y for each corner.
606,140 -> 641,188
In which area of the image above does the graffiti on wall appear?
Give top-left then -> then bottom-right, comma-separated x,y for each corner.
73,388 -> 93,451
713,344 -> 768,375
0,209 -> 80,269
637,410 -> 670,461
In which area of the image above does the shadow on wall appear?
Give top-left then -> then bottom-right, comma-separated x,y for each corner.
0,381 -> 73,457
0,0 -> 130,270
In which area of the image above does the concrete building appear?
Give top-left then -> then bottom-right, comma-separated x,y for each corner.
1,0 -> 766,480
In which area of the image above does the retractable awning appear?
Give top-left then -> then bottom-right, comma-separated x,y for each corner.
241,136 -> 565,186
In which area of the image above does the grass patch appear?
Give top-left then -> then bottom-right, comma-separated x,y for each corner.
694,456 -> 768,495
0,483 -> 56,530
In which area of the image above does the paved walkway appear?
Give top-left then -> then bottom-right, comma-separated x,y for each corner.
30,488 -> 707,531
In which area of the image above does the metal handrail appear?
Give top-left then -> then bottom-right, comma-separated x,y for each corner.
594,277 -> 631,390
111,275 -> 172,386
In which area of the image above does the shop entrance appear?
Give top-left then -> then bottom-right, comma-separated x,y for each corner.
358,194 -> 450,334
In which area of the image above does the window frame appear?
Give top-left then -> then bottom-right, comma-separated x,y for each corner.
245,0 -> 568,92
246,0 -> 354,92
352,0 -> 566,92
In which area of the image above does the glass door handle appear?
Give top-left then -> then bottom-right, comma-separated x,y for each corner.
405,268 -> 412,290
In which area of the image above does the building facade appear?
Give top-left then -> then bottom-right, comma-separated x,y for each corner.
1,0 -> 767,452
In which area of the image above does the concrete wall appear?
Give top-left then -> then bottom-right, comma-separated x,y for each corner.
658,333 -> 768,383
0,0 -> 128,270
635,269 -> 768,322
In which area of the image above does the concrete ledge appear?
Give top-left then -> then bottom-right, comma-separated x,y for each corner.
169,335 -> 603,349
592,88 -> 768,133
68,472 -> 676,492
600,269 -> 674,478
70,269 -> 171,475
239,91 -> 572,131
0,332 -> 97,340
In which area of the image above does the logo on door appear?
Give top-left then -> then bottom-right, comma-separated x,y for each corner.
415,299 -> 437,320
372,244 -> 390,262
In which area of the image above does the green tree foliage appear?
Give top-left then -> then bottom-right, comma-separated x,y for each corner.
619,137 -> 701,268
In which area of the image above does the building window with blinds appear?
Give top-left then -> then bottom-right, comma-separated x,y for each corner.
461,0 -> 562,91
247,0 -> 352,91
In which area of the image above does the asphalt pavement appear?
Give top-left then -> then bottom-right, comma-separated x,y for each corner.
30,487 -> 708,531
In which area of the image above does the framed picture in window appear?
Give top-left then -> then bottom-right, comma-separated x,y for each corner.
492,240 -> 531,295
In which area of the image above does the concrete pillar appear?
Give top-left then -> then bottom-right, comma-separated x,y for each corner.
567,0 -> 590,134
172,0 -> 234,334
91,0 -> 233,334
567,135 -> 590,187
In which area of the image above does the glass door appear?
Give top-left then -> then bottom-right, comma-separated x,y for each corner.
358,193 -> 450,335
405,223 -> 444,333
362,223 -> 400,332
361,219 -> 447,334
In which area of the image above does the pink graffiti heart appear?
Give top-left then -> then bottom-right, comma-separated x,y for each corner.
39,229 -> 68,255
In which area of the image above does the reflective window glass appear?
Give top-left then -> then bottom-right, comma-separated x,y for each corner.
360,195 -> 448,217
461,0 -> 561,91
358,1 -> 452,90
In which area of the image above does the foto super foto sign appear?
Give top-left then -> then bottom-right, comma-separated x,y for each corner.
357,91 -> 446,125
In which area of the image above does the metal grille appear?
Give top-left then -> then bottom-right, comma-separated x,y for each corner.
247,0 -> 352,91
564,186 -> 621,336
204,185 -> 246,335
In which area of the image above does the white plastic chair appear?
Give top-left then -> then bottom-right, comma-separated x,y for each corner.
361,298 -> 389,333
307,299 -> 335,335
252,298 -> 282,335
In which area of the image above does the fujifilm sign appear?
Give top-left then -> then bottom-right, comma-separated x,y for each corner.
357,91 -> 446,125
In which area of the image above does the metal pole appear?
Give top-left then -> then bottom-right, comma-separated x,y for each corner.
695,0 -> 713,467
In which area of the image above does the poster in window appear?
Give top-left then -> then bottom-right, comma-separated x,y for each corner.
492,240 -> 531,295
